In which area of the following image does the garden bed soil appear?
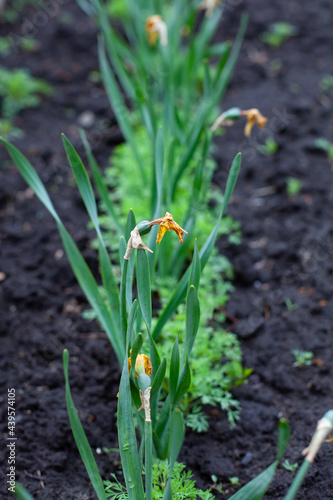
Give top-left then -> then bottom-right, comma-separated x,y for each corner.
1,1 -> 333,498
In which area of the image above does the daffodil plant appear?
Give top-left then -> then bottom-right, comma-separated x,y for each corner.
1,132 -> 241,498
75,0 -> 250,282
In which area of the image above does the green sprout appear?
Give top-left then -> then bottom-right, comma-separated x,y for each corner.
319,75 -> 333,92
0,37 -> 11,56
210,475 -> 240,495
261,22 -> 297,48
285,298 -> 298,311
315,138 -> 333,161
286,177 -> 302,197
291,349 -> 313,368
283,460 -> 299,473
258,137 -> 278,156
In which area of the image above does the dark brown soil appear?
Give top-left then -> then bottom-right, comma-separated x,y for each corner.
1,1 -> 332,499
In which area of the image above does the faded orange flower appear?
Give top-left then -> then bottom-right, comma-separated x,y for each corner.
128,350 -> 152,378
145,15 -> 168,46
197,0 -> 221,17
152,212 -> 187,244
240,108 -> 268,137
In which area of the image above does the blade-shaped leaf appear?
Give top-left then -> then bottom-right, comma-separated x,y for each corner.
117,352 -> 145,500
98,39 -> 146,181
169,334 -> 180,408
228,419 -> 290,500
62,134 -> 120,330
63,350 -> 107,500
79,129 -> 123,236
151,357 -> 167,407
152,153 -> 242,341
13,483 -> 35,500
162,410 -> 185,500
1,138 -> 125,363
185,286 -> 200,358
173,353 -> 191,409
136,250 -> 152,332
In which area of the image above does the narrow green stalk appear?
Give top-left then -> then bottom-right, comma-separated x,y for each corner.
284,460 -> 311,500
120,258 -> 129,346
284,410 -> 333,500
145,421 -> 153,500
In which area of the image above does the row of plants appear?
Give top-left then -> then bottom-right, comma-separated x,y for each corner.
2,0 -> 332,498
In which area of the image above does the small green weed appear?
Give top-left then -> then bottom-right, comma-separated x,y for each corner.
0,67 -> 51,120
285,298 -> 298,311
319,75 -> 333,92
210,475 -> 240,495
261,22 -> 297,48
315,138 -> 333,160
282,460 -> 299,472
291,349 -> 313,368
0,37 -> 11,56
258,137 -> 278,156
286,178 -> 302,197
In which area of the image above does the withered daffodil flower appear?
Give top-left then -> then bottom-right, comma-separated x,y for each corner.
124,212 -> 187,259
128,350 -> 152,379
153,212 -> 187,244
240,108 -> 268,137
145,15 -> 168,46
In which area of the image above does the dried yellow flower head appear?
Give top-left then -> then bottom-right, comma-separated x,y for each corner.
145,15 -> 168,46
197,0 -> 221,17
152,212 -> 188,244
128,350 -> 152,378
240,108 -> 268,137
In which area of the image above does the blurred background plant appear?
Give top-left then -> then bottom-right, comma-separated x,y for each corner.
286,177 -> 302,197
0,67 -> 51,138
261,22 -> 297,48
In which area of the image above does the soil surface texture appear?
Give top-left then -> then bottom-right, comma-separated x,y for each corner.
1,1 -> 332,499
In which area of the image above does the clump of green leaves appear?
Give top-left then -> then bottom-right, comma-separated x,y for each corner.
258,137 -> 278,156
291,349 -> 313,367
104,461 -> 215,500
153,252 -> 250,430
0,67 -> 51,120
261,22 -> 297,48
286,177 -> 302,197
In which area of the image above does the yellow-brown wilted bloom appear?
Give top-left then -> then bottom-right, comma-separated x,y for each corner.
128,350 -> 152,378
145,15 -> 168,46
197,0 -> 221,18
240,108 -> 268,137
151,212 -> 188,244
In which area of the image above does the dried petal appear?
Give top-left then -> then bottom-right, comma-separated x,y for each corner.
152,212 -> 187,244
241,108 -> 268,137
